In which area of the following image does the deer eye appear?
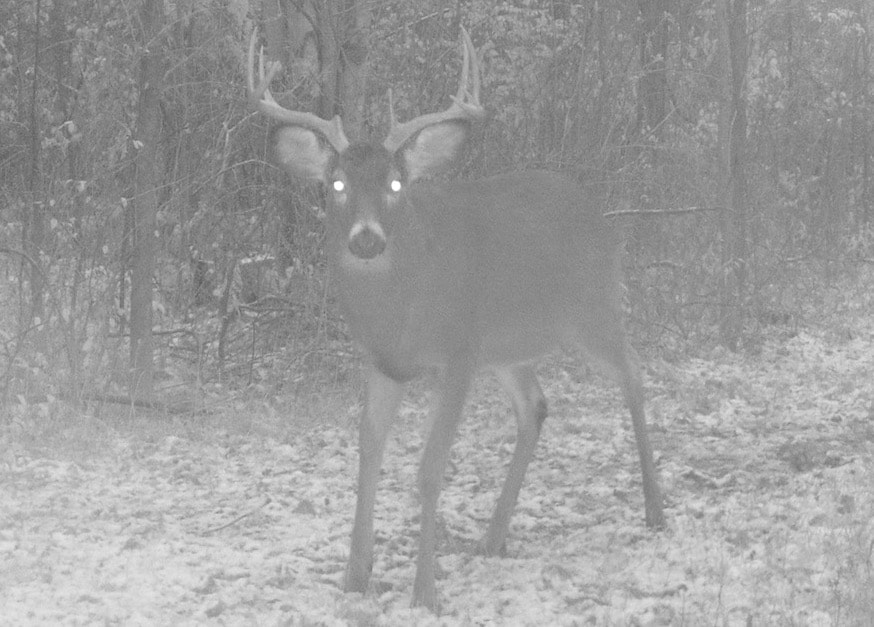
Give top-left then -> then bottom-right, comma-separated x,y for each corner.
389,179 -> 402,193
332,180 -> 345,192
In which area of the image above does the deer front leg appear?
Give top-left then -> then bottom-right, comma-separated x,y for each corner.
345,364 -> 403,594
411,359 -> 474,611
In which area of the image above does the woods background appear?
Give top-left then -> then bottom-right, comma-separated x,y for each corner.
2,0 -> 873,409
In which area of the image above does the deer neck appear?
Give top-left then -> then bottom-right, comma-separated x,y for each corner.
328,184 -> 483,380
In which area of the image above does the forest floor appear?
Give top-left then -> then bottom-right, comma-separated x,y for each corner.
2,274 -> 874,625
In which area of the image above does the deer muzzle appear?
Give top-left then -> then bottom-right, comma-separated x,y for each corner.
348,220 -> 387,260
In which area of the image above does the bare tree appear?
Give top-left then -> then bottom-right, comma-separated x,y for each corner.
128,0 -> 166,400
716,0 -> 749,350
637,0 -> 668,140
337,0 -> 371,140
23,0 -> 45,324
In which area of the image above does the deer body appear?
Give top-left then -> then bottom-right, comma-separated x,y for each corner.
248,27 -> 664,612
332,171 -> 623,379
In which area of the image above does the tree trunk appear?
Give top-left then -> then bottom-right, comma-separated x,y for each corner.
129,0 -> 165,400
24,0 -> 45,324
338,0 -> 371,141
856,2 -> 872,228
716,0 -> 749,350
637,0 -> 668,139
51,0 -> 86,388
315,0 -> 340,120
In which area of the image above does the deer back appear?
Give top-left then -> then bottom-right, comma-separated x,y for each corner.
321,159 -> 624,380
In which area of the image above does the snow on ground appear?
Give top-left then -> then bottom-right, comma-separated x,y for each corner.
1,315 -> 873,624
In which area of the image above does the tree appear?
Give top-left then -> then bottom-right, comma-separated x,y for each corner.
637,0 -> 669,141
337,0 -> 371,140
23,0 -> 45,324
128,0 -> 166,400
716,0 -> 749,350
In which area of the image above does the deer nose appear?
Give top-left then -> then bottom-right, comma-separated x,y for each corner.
348,223 -> 386,260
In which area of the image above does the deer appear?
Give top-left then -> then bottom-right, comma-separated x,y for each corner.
247,26 -> 665,612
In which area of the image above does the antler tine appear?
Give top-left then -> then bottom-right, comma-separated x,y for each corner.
383,26 -> 485,153
387,88 -> 397,127
463,27 -> 481,109
247,28 -> 349,154
455,29 -> 470,103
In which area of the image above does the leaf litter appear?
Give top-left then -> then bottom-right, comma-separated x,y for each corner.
1,314 -> 873,624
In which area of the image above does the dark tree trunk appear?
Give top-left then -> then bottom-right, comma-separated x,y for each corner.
637,0 -> 668,139
717,0 -> 749,350
24,0 -> 45,323
129,0 -> 165,400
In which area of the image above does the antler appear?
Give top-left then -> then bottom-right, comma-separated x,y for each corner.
383,27 -> 485,153
247,29 -> 350,154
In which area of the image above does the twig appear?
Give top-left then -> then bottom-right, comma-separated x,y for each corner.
201,497 -> 273,535
107,327 -> 190,338
54,391 -> 201,415
0,246 -> 47,279
605,206 -> 721,218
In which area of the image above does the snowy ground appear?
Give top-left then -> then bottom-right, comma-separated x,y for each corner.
2,311 -> 873,624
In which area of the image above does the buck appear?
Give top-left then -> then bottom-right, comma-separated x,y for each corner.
247,27 -> 664,611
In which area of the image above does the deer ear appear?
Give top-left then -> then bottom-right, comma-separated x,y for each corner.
399,121 -> 469,182
273,126 -> 334,182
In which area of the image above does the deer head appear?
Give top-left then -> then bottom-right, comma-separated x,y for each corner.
248,27 -> 483,261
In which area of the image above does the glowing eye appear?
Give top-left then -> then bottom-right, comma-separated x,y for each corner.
332,180 -> 345,192
389,179 -> 402,193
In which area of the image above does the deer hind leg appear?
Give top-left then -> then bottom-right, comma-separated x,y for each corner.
616,352 -> 665,528
411,357 -> 475,611
482,363 -> 547,557
345,364 -> 404,594
576,320 -> 665,529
